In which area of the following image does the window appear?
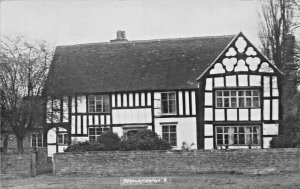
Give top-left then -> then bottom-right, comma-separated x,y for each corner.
161,92 -> 176,114
58,133 -> 68,145
31,134 -> 43,148
216,126 -> 260,146
216,90 -> 260,108
88,127 -> 110,142
127,130 -> 138,137
88,95 -> 110,113
162,125 -> 177,146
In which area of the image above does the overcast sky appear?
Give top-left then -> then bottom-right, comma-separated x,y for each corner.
1,0 -> 262,46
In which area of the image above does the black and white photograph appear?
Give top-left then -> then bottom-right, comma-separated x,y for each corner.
0,0 -> 299,188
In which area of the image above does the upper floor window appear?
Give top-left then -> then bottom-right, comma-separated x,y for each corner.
162,125 -> 177,146
161,92 -> 176,114
31,133 -> 43,149
216,90 -> 260,108
58,133 -> 68,145
88,95 -> 110,113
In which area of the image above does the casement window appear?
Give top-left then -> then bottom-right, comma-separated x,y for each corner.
216,126 -> 260,146
31,134 -> 43,148
88,95 -> 110,113
58,133 -> 68,145
215,90 -> 260,108
88,127 -> 110,142
161,92 -> 177,114
162,125 -> 177,146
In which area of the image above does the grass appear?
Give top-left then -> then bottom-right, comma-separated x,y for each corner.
1,171 -> 300,189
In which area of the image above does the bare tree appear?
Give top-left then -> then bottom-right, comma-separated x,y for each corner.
258,0 -> 300,123
0,36 -> 53,152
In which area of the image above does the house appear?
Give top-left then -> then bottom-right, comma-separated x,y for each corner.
44,31 -> 282,157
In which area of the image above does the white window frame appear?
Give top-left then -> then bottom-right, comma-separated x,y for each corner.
31,133 -> 43,148
57,133 -> 68,145
88,127 -> 110,142
215,89 -> 260,108
215,125 -> 260,146
161,92 -> 177,114
162,125 -> 177,146
88,95 -> 110,113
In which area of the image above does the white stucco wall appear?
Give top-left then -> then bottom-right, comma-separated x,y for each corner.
112,108 -> 152,124
154,117 -> 197,150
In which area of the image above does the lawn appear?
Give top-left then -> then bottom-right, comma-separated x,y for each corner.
1,171 -> 300,189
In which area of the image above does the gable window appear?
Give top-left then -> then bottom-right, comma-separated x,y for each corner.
162,125 -> 177,146
216,125 -> 260,146
88,127 -> 110,142
31,134 -> 43,149
58,133 -> 68,145
216,90 -> 260,108
161,92 -> 176,114
88,95 -> 110,113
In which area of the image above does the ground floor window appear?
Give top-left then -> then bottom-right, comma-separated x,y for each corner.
88,127 -> 110,142
162,125 -> 177,146
58,133 -> 68,145
31,133 -> 43,148
216,125 -> 260,146
126,130 -> 138,137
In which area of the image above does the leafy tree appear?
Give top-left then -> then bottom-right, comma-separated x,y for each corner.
119,129 -> 171,151
270,117 -> 300,147
0,36 -> 53,152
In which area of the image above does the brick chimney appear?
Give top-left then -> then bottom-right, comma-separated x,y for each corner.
110,30 -> 128,42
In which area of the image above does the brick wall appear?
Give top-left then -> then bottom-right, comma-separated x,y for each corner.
53,148 -> 300,176
1,152 -> 36,177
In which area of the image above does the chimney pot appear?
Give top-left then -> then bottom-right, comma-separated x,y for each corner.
111,30 -> 128,42
117,30 -> 123,39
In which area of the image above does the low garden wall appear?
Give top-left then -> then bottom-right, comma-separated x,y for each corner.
53,148 -> 300,176
1,152 -> 36,177
1,148 -> 48,177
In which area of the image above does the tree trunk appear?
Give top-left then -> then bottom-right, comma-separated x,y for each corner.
3,135 -> 8,153
297,92 -> 300,121
16,135 -> 24,153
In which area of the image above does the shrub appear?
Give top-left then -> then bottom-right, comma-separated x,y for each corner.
97,132 -> 120,151
181,141 -> 195,151
119,129 -> 171,151
64,141 -> 104,152
270,118 -> 300,148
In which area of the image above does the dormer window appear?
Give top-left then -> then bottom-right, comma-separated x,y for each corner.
161,92 -> 177,114
88,95 -> 110,113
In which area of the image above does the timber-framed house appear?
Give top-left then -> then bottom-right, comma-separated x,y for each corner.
44,31 -> 282,157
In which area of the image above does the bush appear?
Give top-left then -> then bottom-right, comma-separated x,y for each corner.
270,118 -> 300,148
64,132 -> 120,152
97,132 -> 120,151
119,129 -> 171,151
64,141 -> 104,152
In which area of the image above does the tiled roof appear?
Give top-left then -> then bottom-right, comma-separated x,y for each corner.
45,35 -> 235,95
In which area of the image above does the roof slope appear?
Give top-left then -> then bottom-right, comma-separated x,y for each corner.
45,35 -> 235,95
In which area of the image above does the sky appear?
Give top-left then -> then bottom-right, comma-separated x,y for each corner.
0,0 -> 263,46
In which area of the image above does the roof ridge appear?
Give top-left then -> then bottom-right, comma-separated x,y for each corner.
56,34 -> 236,48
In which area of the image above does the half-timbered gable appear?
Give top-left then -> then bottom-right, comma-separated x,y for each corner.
44,32 -> 282,157
197,33 -> 282,150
